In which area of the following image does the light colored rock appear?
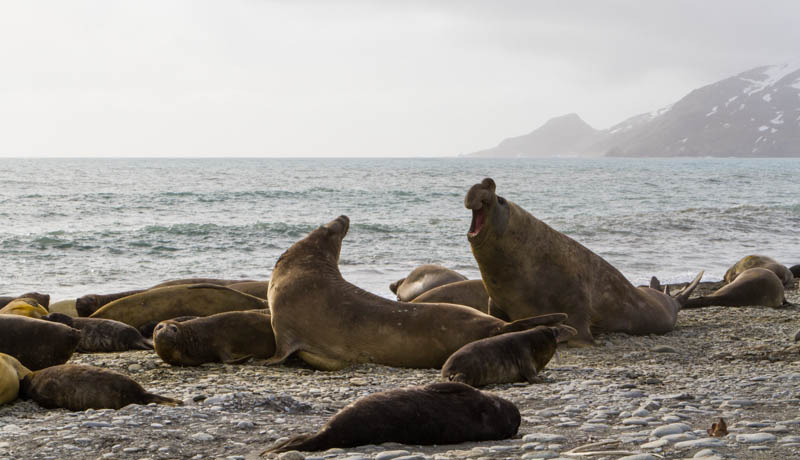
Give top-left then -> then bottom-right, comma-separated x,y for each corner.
736,432 -> 777,443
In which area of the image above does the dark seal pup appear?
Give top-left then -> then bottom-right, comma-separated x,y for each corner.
19,364 -> 181,411
262,382 -> 520,454
724,255 -> 794,289
266,215 -> 567,370
0,315 -> 81,370
153,310 -> 275,366
44,313 -> 153,353
389,265 -> 468,301
685,267 -> 786,308
465,178 -> 703,345
441,324 -> 576,387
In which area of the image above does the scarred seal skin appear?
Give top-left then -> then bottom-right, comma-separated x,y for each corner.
262,382 -> 520,454
153,310 -> 275,366
19,364 -> 181,411
89,283 -> 267,331
389,265 -> 467,301
410,279 -> 489,313
441,324 -> 576,387
0,315 -> 81,370
44,313 -> 153,353
723,255 -> 794,289
465,178 -> 703,345
266,215 -> 567,370
0,353 -> 31,405
685,267 -> 786,308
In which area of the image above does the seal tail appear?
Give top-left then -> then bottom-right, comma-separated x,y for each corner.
261,433 -> 323,454
673,271 -> 704,307
144,393 -> 182,406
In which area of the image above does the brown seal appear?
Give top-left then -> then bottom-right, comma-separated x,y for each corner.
89,283 -> 268,330
724,255 -> 794,288
0,315 -> 81,370
0,298 -> 49,318
465,178 -> 703,345
790,264 -> 800,279
0,292 -> 50,309
389,265 -> 468,301
19,364 -> 181,410
685,268 -> 786,308
224,281 -> 270,300
262,382 -> 520,454
266,215 -> 567,370
1,353 -> 31,405
75,278 -> 257,317
153,310 -> 275,366
441,324 -> 576,387
411,279 -> 489,313
44,313 -> 153,353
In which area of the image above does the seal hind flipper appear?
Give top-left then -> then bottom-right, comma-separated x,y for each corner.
673,271 -> 704,306
649,276 -> 661,290
262,433 -> 320,455
498,313 -> 568,335
143,393 -> 182,406
136,338 -> 154,350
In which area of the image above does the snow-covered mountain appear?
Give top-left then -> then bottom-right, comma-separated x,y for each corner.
468,63 -> 800,157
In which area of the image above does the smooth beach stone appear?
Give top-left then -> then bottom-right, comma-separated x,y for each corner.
641,439 -> 669,449
190,433 -> 214,442
618,455 -> 660,460
674,438 -> 725,449
375,450 -> 410,460
522,433 -> 567,443
736,433 -> 776,443
759,425 -> 789,433
622,417 -> 650,426
779,435 -> 800,443
392,456 -> 424,460
521,451 -> 558,459
276,452 -> 306,460
651,422 -> 692,438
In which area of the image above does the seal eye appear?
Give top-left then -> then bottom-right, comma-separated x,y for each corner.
169,325 -> 178,333
155,324 -> 163,331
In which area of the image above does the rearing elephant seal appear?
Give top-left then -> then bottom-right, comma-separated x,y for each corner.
153,311 -> 275,366
441,324 -> 576,387
389,265 -> 468,301
266,215 -> 568,370
724,255 -> 794,288
465,178 -> 703,345
685,268 -> 786,308
19,364 -> 181,411
1,353 -> 31,405
262,382 -> 520,453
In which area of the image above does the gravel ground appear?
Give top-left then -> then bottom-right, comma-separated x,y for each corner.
1,282 -> 799,460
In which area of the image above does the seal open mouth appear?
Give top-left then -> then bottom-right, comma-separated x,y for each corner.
469,207 -> 486,237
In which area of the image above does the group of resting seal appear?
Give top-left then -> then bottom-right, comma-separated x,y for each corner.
1,177 -> 797,453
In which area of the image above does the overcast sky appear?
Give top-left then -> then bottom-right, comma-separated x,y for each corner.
1,1 -> 798,157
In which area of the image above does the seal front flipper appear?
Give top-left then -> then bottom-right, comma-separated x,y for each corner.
519,367 -> 542,384
218,350 -> 252,365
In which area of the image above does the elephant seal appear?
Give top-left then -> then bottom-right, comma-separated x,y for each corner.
225,281 -> 270,301
724,255 -> 794,288
0,315 -> 81,370
0,298 -> 49,318
76,278 -> 257,317
266,215 -> 567,370
19,364 -> 181,410
0,292 -> 50,309
89,284 -> 268,330
44,313 -> 153,353
684,268 -> 786,308
49,299 -> 78,317
465,178 -> 703,345
262,382 -> 520,453
411,279 -> 489,313
790,265 -> 800,279
441,324 -> 576,387
1,353 -> 31,405
389,265 -> 468,301
153,311 -> 275,366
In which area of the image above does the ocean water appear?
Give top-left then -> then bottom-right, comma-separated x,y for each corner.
0,157 -> 798,301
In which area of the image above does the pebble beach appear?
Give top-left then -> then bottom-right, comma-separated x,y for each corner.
1,281 -> 798,460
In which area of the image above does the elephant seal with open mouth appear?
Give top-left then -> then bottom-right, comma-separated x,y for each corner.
465,178 -> 703,345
